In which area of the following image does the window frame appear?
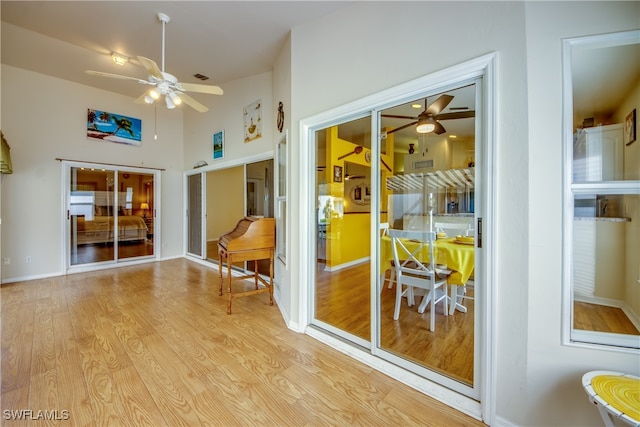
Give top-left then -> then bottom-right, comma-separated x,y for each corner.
561,30 -> 640,352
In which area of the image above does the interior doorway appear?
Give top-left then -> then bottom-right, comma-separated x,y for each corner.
196,159 -> 274,277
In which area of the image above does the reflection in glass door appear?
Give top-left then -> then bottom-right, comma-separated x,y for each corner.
310,81 -> 481,399
68,165 -> 155,267
377,83 -> 479,396
313,117 -> 372,343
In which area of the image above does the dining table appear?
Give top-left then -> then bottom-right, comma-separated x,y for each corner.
380,234 -> 475,314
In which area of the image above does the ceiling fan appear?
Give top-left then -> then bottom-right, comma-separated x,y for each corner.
382,94 -> 474,135
85,12 -> 223,112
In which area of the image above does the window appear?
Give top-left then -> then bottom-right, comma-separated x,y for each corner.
563,30 -> 640,350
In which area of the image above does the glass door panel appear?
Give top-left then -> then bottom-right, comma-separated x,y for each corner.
69,166 -> 156,266
69,168 -> 115,265
314,117 -> 372,342
117,171 -> 154,260
377,84 -> 478,389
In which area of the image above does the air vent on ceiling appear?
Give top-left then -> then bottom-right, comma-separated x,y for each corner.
193,73 -> 210,81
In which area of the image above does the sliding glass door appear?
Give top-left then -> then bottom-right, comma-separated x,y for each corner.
67,162 -> 157,268
309,77 -> 485,400
313,117 -> 373,343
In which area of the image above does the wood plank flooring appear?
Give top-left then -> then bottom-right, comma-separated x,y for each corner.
315,261 -> 476,385
1,258 -> 486,426
574,301 -> 640,334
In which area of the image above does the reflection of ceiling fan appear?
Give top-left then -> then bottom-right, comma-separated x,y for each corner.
383,94 -> 475,135
345,163 -> 365,180
85,12 -> 223,112
338,145 -> 363,160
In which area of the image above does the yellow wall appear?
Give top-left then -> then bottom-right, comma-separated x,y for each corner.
323,126 -> 393,268
206,166 -> 245,241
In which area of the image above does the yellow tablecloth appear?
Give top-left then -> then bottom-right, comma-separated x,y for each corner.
380,236 -> 475,286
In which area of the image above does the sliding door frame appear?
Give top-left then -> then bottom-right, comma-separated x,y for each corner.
62,160 -> 161,273
298,53 -> 497,423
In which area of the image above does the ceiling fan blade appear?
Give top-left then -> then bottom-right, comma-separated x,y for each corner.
381,114 -> 418,120
427,94 -> 454,115
85,70 -> 148,84
387,121 -> 417,134
433,121 -> 447,135
435,111 -> 476,120
137,56 -> 163,80
178,82 -> 224,96
177,92 -> 209,113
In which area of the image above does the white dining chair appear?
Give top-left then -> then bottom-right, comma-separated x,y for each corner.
379,222 -> 397,291
389,229 -> 450,332
434,222 -> 473,237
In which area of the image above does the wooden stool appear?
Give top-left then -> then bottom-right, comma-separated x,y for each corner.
582,370 -> 640,427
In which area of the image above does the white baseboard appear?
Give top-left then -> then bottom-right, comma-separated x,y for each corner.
324,256 -> 369,272
622,303 -> 640,332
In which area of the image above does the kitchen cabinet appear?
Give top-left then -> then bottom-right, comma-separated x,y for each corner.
573,123 -> 623,182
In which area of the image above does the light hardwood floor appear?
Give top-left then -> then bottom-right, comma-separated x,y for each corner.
1,258 -> 486,427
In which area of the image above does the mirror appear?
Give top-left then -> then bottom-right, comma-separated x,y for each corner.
565,30 -> 640,349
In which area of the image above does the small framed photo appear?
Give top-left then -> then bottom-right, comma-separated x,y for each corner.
354,187 -> 362,201
213,130 -> 224,159
333,165 -> 343,182
624,109 -> 636,146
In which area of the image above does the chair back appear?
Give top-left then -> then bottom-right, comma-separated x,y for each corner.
388,229 -> 437,281
434,222 -> 473,237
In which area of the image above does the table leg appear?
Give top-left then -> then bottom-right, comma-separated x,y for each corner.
269,255 -> 274,306
449,285 -> 468,315
218,254 -> 223,296
254,260 -> 259,289
227,262 -> 232,315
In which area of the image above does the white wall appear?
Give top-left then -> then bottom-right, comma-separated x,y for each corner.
183,71 -> 274,170
288,1 -> 639,426
1,65 -> 185,282
272,33 -> 293,324
524,2 -> 640,426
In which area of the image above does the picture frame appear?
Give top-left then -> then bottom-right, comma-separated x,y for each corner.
87,109 -> 141,146
333,165 -> 343,182
624,109 -> 636,146
243,99 -> 262,143
213,130 -> 224,159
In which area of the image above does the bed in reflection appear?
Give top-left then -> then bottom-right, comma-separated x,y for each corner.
75,215 -> 148,245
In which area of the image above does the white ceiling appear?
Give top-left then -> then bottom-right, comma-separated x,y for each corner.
2,1 -> 638,142
1,1 -> 352,98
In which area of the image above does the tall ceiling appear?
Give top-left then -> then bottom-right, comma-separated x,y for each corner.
2,1 -> 638,139
1,1 -> 352,100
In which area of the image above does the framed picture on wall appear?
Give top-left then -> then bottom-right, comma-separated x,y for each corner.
87,109 -> 142,146
333,165 -> 343,182
624,109 -> 636,146
213,130 -> 224,159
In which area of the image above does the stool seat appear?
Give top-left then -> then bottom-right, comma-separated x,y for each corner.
582,370 -> 640,427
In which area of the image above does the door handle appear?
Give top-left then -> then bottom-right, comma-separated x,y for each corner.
477,217 -> 483,248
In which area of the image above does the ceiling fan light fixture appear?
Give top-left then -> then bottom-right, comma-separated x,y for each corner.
149,89 -> 160,100
144,95 -> 154,104
111,52 -> 129,66
416,115 -> 436,133
168,91 -> 182,106
165,95 -> 176,109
